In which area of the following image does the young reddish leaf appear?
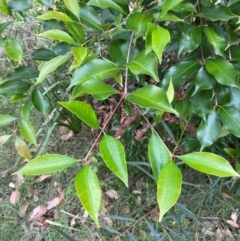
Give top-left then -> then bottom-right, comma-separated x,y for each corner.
75,165 -> 102,227
14,154 -> 78,175
19,119 -> 37,146
59,101 -> 99,129
100,134 -> 128,187
15,136 -> 31,160
157,161 -> 182,221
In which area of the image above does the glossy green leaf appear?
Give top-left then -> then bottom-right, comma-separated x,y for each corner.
72,79 -> 119,100
158,13 -> 183,22
171,2 -> 197,12
219,106 -> 240,137
75,165 -> 101,227
145,23 -> 157,54
127,85 -> 178,115
127,51 -> 160,82
148,132 -> 171,182
197,110 -> 221,151
21,102 -> 32,121
19,119 -> 37,146
0,115 -> 17,126
70,59 -> 120,86
5,38 -> 23,64
0,135 -> 12,146
225,27 -> 238,49
161,0 -> 183,15
152,27 -> 170,64
31,89 -> 49,115
162,61 -> 200,87
8,0 -> 32,12
157,161 -> 182,221
177,152 -> 240,177
205,59 -> 239,88
198,5 -> 236,21
6,66 -> 39,81
15,154 -> 78,175
126,12 -> 153,36
59,101 -> 99,129
37,11 -> 74,22
192,66 -> 216,96
71,47 -> 87,66
166,78 -> 174,103
79,3 -> 102,32
0,80 -> 31,97
31,48 -> 56,61
63,0 -> 80,19
0,0 -> 12,15
36,55 -> 71,84
191,91 -> 212,120
10,95 -> 27,103
66,22 -> 85,43
99,134 -> 128,187
175,99 -> 192,121
204,27 -> 226,57
109,40 -> 139,67
224,148 -> 236,158
229,87 -> 240,110
15,136 -> 31,160
0,21 -> 12,35
87,0 -> 126,15
38,30 -> 76,44
178,27 -> 202,55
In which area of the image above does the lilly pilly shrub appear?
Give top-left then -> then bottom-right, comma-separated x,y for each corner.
1,0 -> 240,226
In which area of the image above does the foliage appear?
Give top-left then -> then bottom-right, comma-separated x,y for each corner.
1,0 -> 240,230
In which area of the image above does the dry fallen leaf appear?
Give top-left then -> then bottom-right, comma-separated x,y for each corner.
231,212 -> 238,223
60,130 -> 74,140
30,205 -> 47,220
105,189 -> 119,199
10,189 -> 20,205
47,191 -> 65,210
15,174 -> 24,188
36,174 -> 52,182
226,220 -> 239,228
19,202 -> 29,217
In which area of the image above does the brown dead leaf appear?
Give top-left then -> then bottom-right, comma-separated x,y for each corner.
123,206 -> 130,214
226,220 -> 240,228
36,174 -> 53,182
10,189 -> 20,205
16,174 -> 24,189
105,189 -> 119,199
47,191 -> 65,210
30,205 -> 47,220
19,202 -> 29,217
60,130 -> 74,140
231,212 -> 238,223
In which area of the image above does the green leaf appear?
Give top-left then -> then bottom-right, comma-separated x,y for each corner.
158,13 -> 184,22
162,61 -> 200,87
6,66 -> 39,81
8,0 -> 32,12
15,136 -> 31,160
0,115 -> 17,126
109,40 -> 139,67
204,27 -> 226,57
0,21 -> 12,35
229,87 -> 240,110
126,12 -> 153,36
38,30 -> 76,44
0,0 -> 12,15
36,55 -> 71,85
205,59 -> 239,88
66,22 -> 85,43
37,11 -> 75,22
79,3 -> 102,32
99,134 -> 128,187
166,78 -> 174,103
21,102 -> 32,121
127,51 -> 160,82
148,132 -> 171,182
63,0 -> 80,19
171,2 -> 197,12
145,23 -> 157,54
197,110 -> 221,151
219,106 -> 240,138
10,95 -> 27,103
157,161 -> 182,221
161,0 -> 183,15
127,85 -> 178,115
192,66 -> 216,96
15,154 -> 78,175
5,38 -> 23,64
72,80 -> 119,100
19,119 -> 37,146
0,80 -> 31,97
152,27 -> 170,64
70,59 -> 120,86
71,47 -> 87,66
0,135 -> 12,146
87,0 -> 127,15
177,152 -> 240,177
175,99 -> 192,121
31,89 -> 49,115
225,27 -> 238,49
198,5 -> 236,21
31,48 -> 56,61
75,165 -> 101,227
59,101 -> 99,129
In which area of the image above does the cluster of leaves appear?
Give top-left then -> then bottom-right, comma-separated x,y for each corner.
1,0 -> 240,228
